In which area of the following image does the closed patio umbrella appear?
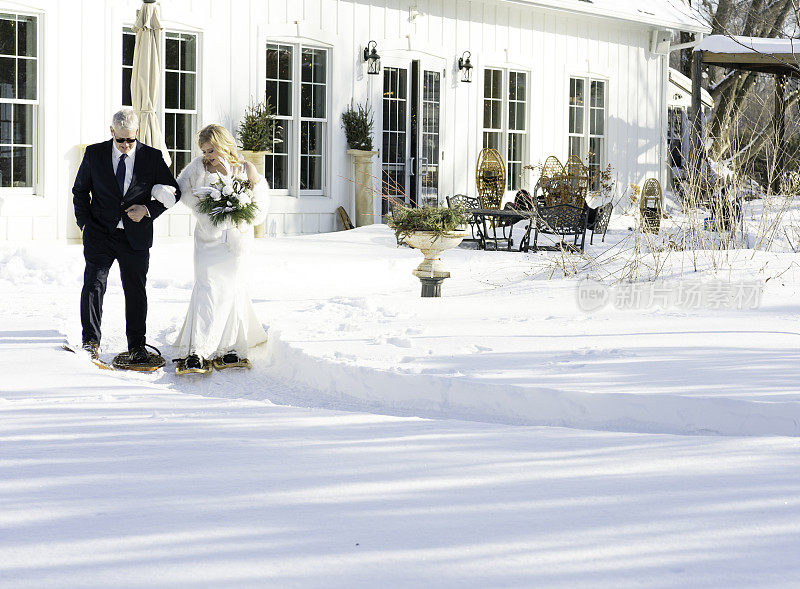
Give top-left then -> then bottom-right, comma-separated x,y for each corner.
131,0 -> 170,166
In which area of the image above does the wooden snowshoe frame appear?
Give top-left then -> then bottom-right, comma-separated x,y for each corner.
476,148 -> 506,210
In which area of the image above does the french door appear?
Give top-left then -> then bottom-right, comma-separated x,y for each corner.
381,59 -> 442,210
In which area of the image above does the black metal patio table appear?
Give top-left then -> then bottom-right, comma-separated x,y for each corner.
469,208 -> 535,252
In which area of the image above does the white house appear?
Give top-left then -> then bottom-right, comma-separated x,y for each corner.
0,0 -> 708,242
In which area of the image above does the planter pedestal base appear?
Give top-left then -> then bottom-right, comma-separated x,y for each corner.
405,231 -> 466,298
412,270 -> 449,298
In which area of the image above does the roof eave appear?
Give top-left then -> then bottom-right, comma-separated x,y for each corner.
501,0 -> 711,34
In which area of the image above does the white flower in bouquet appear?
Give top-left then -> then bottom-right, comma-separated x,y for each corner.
196,171 -> 259,228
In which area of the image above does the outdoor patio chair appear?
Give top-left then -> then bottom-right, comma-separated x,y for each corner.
589,202 -> 613,245
640,178 -> 663,233
564,155 -> 590,208
447,194 -> 480,240
476,148 -> 507,210
532,203 -> 588,252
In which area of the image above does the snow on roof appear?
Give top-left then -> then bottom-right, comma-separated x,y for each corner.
511,0 -> 710,33
669,67 -> 713,108
695,35 -> 800,56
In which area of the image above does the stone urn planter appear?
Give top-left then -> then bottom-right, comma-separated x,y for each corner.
404,230 -> 467,297
347,149 -> 378,227
241,150 -> 269,237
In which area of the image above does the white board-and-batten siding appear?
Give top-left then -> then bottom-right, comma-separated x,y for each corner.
0,0 -> 672,242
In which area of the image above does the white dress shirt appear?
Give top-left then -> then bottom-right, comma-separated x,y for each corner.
112,140 -> 147,228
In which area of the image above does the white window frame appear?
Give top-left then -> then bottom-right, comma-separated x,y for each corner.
121,26 -> 200,173
162,30 -> 199,174
263,41 -> 330,198
568,75 -> 608,189
0,10 -> 40,195
481,66 -> 529,192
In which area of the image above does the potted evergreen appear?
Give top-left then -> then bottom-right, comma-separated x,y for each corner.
342,103 -> 378,227
388,204 -> 470,297
237,98 -> 276,237
237,98 -> 276,173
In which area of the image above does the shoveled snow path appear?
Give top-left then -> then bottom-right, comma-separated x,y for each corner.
2,324 -> 800,588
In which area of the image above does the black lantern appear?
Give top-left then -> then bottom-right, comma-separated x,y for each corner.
363,41 -> 381,75
458,51 -> 473,83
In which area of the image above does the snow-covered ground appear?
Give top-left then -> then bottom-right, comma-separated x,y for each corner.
2,204 -> 800,587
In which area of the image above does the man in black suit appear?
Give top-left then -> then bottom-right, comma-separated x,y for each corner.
73,109 -> 180,367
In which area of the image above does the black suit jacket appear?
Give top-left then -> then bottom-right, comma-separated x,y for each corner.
73,140 -> 180,250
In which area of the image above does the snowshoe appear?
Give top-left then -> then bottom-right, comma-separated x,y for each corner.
113,344 -> 166,372
212,352 -> 251,370
174,354 -> 212,375
62,342 -> 113,370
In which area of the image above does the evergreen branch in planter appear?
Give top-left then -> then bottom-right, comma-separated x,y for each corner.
388,205 -> 471,242
237,98 -> 277,152
341,103 -> 374,151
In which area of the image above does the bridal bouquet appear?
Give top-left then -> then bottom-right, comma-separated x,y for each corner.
194,175 -> 259,227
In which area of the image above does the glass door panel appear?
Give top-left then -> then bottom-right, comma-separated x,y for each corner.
419,69 -> 440,207
382,66 -> 409,204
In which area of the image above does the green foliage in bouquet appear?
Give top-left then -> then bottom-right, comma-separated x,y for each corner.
387,204 -> 471,242
196,178 -> 260,227
341,103 -> 374,151
237,98 -> 276,152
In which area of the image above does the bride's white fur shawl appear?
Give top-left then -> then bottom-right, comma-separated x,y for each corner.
176,156 -> 208,197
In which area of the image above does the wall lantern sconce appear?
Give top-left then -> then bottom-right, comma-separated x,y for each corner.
458,51 -> 473,83
363,41 -> 381,75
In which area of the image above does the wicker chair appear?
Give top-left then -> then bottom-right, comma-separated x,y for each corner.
640,178 -> 663,233
589,202 -> 613,245
564,155 -> 590,208
476,148 -> 506,210
540,156 -> 566,206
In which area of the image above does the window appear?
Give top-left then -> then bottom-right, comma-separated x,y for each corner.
0,12 -> 37,190
569,77 -> 606,189
482,68 -> 527,191
122,28 -> 198,175
122,28 -> 135,107
265,43 -> 328,195
164,32 -> 197,174
667,107 -> 684,169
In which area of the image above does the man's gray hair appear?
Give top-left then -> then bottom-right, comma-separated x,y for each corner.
111,109 -> 139,132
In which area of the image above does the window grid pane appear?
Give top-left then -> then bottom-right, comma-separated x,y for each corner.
1,13 -> 37,189
163,31 -> 198,175
122,28 -> 135,106
299,47 -> 327,192
382,67 -> 408,199
568,76 -> 607,189
421,70 -> 440,207
267,44 -> 293,118
265,119 -> 291,190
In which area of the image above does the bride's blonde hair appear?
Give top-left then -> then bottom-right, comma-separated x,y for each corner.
198,124 -> 242,168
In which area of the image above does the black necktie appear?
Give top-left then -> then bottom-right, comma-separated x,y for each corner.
116,153 -> 127,195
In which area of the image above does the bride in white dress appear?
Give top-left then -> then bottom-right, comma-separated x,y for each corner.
172,124 -> 269,372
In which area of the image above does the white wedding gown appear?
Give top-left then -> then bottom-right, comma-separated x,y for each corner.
172,156 -> 269,360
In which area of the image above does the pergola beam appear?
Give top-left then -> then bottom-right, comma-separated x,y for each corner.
691,39 -> 798,194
